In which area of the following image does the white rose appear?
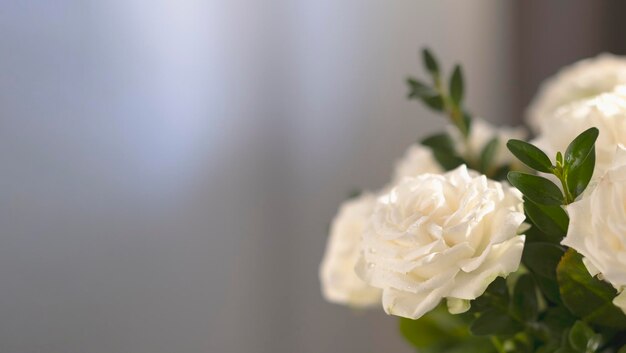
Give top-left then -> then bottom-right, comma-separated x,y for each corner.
356,165 -> 526,319
448,118 -> 527,170
319,193 -> 382,307
392,144 -> 443,183
533,86 -> 626,177
527,53 -> 626,132
562,145 -> 626,313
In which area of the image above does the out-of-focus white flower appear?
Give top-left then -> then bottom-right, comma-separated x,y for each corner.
356,165 -> 526,319
562,145 -> 626,314
319,193 -> 381,307
527,53 -> 626,132
533,86 -> 626,177
392,144 -> 443,183
448,118 -> 527,171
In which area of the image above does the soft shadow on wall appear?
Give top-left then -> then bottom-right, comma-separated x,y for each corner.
511,0 -> 626,124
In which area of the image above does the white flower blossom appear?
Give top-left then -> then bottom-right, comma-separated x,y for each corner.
356,165 -> 526,319
562,145 -> 626,314
319,193 -> 381,307
527,53 -> 626,132
533,86 -> 626,177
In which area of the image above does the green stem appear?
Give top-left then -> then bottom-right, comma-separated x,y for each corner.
432,83 -> 474,170
433,74 -> 443,94
559,177 -> 573,204
554,168 -> 574,204
432,77 -> 467,138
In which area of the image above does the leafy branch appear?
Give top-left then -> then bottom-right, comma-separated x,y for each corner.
407,48 -> 470,138
506,127 -> 598,207
408,48 -> 513,177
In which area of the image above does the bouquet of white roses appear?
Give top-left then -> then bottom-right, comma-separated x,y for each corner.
319,49 -> 626,353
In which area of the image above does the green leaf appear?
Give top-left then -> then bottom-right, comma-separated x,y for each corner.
440,340 -> 497,353
422,94 -> 445,111
399,305 -> 495,353
508,172 -> 564,206
543,307 -> 576,336
523,242 -> 565,280
557,249 -> 626,329
564,127 -> 599,170
422,48 -> 440,78
470,308 -> 523,336
432,151 -> 465,171
567,146 -> 595,200
523,242 -> 564,303
512,274 -> 538,321
534,272 -> 562,304
587,336 -> 601,353
480,137 -> 499,173
406,78 -> 433,98
537,341 -> 561,353
421,133 -> 465,171
462,111 -> 472,136
469,277 -> 509,313
555,346 -> 579,353
406,78 -> 445,111
487,276 -> 509,298
523,198 -> 569,241
469,295 -> 491,313
421,133 -> 456,154
507,139 -> 554,173
618,345 -> 626,353
399,316 -> 450,349
524,224 -> 549,243
554,328 -> 581,353
568,321 -> 590,352
568,321 -> 599,353
449,65 -> 464,106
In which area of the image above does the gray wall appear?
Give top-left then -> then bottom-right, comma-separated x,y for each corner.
0,1 -> 515,352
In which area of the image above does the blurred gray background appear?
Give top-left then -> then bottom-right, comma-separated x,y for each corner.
0,1 -> 623,352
